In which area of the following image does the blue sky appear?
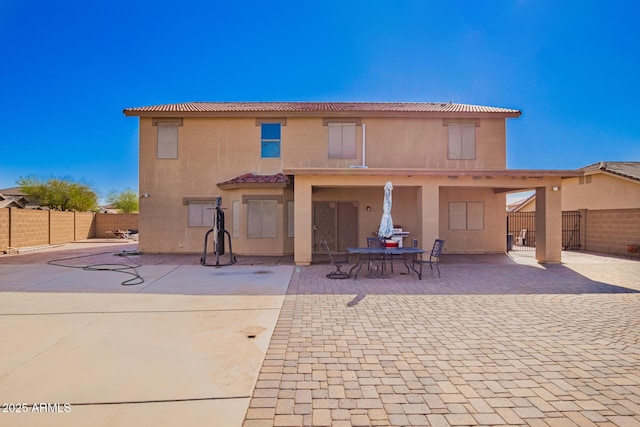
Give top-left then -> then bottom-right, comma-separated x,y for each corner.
1,0 -> 639,203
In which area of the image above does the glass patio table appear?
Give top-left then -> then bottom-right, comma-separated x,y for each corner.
346,247 -> 425,279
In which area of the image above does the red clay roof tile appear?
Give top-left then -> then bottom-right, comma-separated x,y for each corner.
217,173 -> 289,188
124,101 -> 520,115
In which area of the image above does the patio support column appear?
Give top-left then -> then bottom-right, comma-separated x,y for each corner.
535,185 -> 562,263
293,175 -> 313,266
420,184 -> 439,249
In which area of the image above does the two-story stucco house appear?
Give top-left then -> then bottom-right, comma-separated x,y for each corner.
124,102 -> 580,265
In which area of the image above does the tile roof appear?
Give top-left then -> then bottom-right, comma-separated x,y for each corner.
0,187 -> 26,196
581,161 -> 640,182
217,173 -> 289,189
124,101 -> 520,116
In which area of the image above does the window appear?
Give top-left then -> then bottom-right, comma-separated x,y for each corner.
232,200 -> 240,237
449,202 -> 484,230
328,122 -> 356,159
157,123 -> 179,159
448,123 -> 476,160
261,123 -> 281,158
188,202 -> 216,227
579,175 -> 592,185
247,199 -> 278,238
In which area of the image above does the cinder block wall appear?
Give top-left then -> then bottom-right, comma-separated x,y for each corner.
0,209 -> 8,252
585,208 -> 640,257
95,214 -> 139,238
75,212 -> 96,239
0,208 -> 103,251
50,211 -> 75,244
10,209 -> 49,248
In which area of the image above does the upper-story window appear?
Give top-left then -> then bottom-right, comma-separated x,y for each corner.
261,123 -> 281,158
154,118 -> 183,159
447,123 -> 476,160
327,122 -> 356,159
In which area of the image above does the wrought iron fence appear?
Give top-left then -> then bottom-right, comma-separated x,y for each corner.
507,211 -> 581,251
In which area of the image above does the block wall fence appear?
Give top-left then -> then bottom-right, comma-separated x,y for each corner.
1,207 -> 638,257
583,208 -> 640,257
0,208 -> 138,252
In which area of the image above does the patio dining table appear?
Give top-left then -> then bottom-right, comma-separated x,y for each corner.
346,247 -> 425,279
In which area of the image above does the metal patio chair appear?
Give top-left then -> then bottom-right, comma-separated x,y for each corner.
367,236 -> 393,273
419,239 -> 445,278
321,240 -> 350,279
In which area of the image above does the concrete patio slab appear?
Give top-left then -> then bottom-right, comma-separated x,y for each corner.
0,244 -> 294,427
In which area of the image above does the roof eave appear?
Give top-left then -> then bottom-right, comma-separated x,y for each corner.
282,168 -> 582,179
217,182 -> 288,190
123,109 -> 521,119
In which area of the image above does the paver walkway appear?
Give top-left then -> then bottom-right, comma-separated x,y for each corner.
244,252 -> 640,426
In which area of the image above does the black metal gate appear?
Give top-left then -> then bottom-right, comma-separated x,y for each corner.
562,210 -> 581,250
507,211 -> 581,251
507,212 -> 535,251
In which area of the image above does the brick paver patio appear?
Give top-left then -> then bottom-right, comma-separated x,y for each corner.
244,252 -> 640,426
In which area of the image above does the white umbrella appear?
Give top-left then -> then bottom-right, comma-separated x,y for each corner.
377,181 -> 394,239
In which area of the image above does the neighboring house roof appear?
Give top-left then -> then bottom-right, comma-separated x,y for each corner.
0,187 -> 27,197
507,194 -> 536,212
580,161 -> 640,182
217,173 -> 289,189
0,189 -> 31,209
124,101 -> 521,117
0,194 -> 26,208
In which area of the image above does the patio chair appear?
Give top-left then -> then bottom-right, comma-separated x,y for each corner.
419,239 -> 445,278
367,236 -> 393,273
321,240 -> 350,279
515,229 -> 527,246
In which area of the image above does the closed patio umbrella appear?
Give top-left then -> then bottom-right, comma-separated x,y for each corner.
377,181 -> 394,239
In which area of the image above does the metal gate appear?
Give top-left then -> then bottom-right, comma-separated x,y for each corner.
507,212 -> 535,251
507,211 -> 581,251
562,210 -> 581,250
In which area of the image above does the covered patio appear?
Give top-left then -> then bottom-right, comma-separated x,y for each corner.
285,168 -> 582,266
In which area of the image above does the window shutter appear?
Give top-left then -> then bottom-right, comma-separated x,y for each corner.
157,124 -> 178,158
188,203 -> 203,227
466,202 -> 484,230
247,200 -> 262,238
328,123 -> 356,159
448,125 -> 462,159
342,123 -> 356,158
461,124 -> 476,159
449,202 -> 467,230
328,123 -> 343,158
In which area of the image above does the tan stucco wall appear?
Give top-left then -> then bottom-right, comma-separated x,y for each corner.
137,115 -> 510,255
289,174 -> 562,264
439,187 -> 507,253
562,173 -> 640,211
